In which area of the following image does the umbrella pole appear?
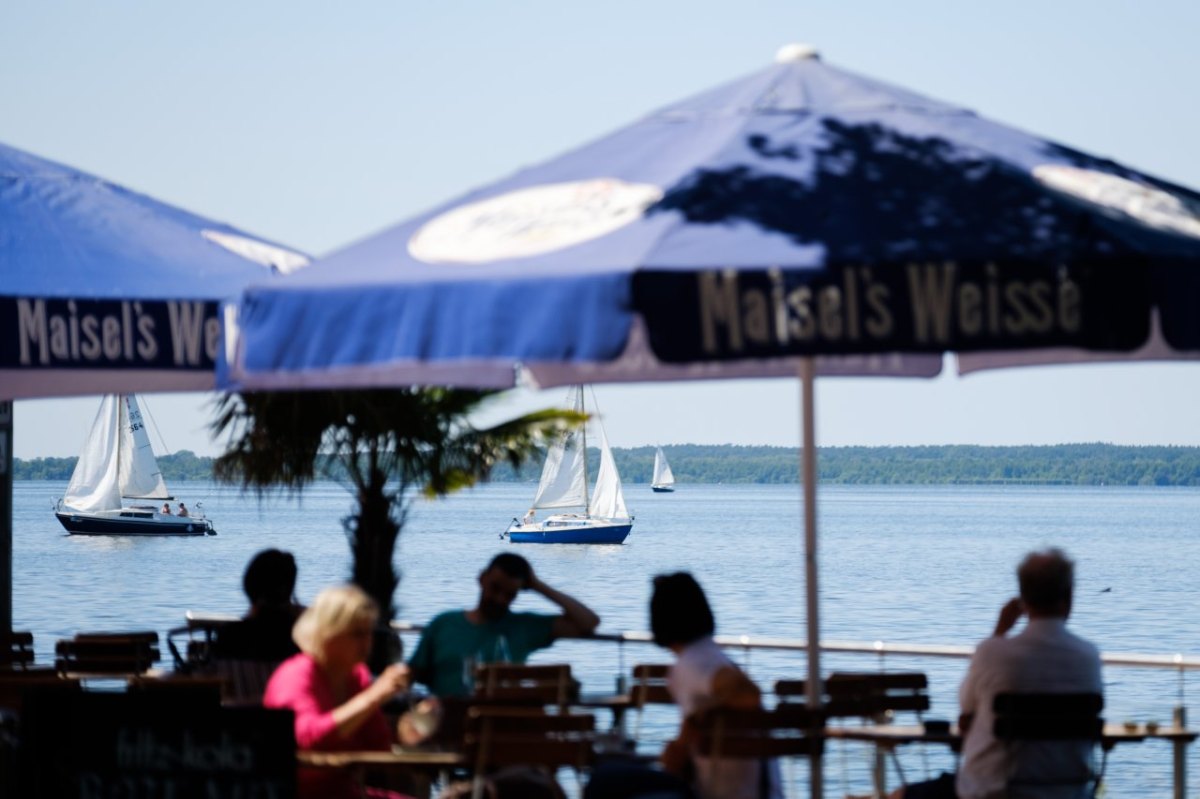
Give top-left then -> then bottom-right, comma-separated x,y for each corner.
799,358 -> 823,798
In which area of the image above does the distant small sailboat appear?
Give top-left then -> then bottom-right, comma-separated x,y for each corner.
54,395 -> 215,536
651,446 -> 676,493
505,386 -> 633,544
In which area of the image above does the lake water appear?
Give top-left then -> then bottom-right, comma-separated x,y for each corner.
13,480 -> 1200,797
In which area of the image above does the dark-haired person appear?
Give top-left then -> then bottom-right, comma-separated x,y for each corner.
653,572 -> 782,799
213,548 -> 303,662
852,548 -> 1103,799
406,553 -> 600,698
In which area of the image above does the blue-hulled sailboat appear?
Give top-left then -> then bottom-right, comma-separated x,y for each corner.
505,386 -> 632,544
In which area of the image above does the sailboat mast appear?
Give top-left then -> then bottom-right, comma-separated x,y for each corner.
117,395 -> 128,499
580,386 -> 591,513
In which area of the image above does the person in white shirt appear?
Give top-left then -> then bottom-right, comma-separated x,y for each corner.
655,572 -> 782,799
856,548 -> 1103,799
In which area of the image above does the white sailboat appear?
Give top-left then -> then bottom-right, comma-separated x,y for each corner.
54,395 -> 214,536
651,446 -> 676,493
506,386 -> 633,544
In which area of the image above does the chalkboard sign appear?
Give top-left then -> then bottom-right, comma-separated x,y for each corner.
20,689 -> 295,797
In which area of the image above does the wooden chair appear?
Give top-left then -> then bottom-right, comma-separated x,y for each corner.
463,706 -> 595,799
629,663 -> 674,743
474,663 -> 577,712
693,702 -> 823,759
992,692 -> 1105,798
55,631 -> 160,677
127,674 -> 227,707
823,672 -> 930,720
0,633 -> 35,671
781,672 -> 931,788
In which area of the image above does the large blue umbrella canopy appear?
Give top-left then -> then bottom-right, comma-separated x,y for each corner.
221,48 -> 1200,798
226,45 -> 1200,390
1,141 -> 310,399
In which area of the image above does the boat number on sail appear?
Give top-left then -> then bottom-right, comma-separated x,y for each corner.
407,179 -> 663,264
5,298 -> 223,371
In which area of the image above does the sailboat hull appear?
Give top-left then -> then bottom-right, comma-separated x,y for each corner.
55,510 -> 214,537
507,517 -> 632,545
651,485 -> 674,493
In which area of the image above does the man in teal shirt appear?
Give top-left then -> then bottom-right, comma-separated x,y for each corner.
407,553 -> 601,697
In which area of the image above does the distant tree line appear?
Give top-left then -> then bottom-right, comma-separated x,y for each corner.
15,443 -> 1200,486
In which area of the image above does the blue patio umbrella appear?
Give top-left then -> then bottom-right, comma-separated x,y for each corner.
0,141 -> 309,637
1,141 -> 310,400
224,45 -> 1200,797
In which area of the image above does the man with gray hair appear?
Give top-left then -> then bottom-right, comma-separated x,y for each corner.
860,548 -> 1103,799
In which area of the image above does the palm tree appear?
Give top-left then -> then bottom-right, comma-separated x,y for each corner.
210,388 -> 580,669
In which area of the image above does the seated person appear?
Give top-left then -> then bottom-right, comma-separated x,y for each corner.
407,553 -> 600,699
213,548 -> 304,662
161,502 -> 172,515
854,548 -> 1103,799
263,584 -> 427,799
177,502 -> 189,517
587,572 -> 780,799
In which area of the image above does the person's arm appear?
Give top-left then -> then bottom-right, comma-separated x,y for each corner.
958,601 -> 1017,735
406,626 -> 435,688
328,663 -> 410,740
526,568 -> 600,638
661,664 -> 761,774
267,661 -> 411,748
993,597 -> 1024,637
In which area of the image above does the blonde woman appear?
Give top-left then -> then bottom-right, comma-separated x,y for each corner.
263,584 -> 426,799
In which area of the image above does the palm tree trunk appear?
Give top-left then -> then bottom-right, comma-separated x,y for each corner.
345,459 -> 405,672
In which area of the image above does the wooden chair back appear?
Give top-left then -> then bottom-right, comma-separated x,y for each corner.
474,663 -> 576,711
209,658 -> 280,706
630,663 -> 673,706
464,707 -> 594,799
55,631 -> 160,676
0,633 -> 35,671
629,663 -> 673,742
993,691 -> 1105,797
693,703 -> 824,759
821,672 -> 930,719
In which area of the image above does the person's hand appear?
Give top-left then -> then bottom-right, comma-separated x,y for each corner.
373,663 -> 411,700
524,566 -> 543,592
993,597 -> 1024,637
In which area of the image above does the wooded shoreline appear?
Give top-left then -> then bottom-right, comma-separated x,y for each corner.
16,443 -> 1200,486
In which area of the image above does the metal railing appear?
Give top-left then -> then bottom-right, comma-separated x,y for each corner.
179,613 -> 1200,799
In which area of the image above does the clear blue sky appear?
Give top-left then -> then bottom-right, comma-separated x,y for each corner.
4,1 -> 1199,459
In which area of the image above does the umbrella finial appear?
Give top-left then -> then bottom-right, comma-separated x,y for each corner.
775,43 -> 820,63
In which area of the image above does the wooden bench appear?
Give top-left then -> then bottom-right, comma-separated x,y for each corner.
55,631 -> 161,677
0,633 -> 35,671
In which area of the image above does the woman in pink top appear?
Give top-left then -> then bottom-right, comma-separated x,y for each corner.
263,584 -> 417,799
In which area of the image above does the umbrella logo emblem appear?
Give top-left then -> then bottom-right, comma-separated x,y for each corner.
407,179 -> 663,264
1033,165 -> 1200,240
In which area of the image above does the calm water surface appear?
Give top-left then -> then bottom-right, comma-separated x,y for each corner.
14,481 -> 1200,796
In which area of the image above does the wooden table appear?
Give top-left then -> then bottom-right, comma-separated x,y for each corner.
825,723 -> 1198,799
297,749 -> 466,769
299,747 -> 465,798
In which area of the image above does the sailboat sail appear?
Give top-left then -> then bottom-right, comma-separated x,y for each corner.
652,447 -> 675,488
63,395 -> 124,513
590,405 -> 629,519
62,395 -> 169,513
508,384 -> 632,544
120,395 -> 169,500
530,387 -> 587,510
